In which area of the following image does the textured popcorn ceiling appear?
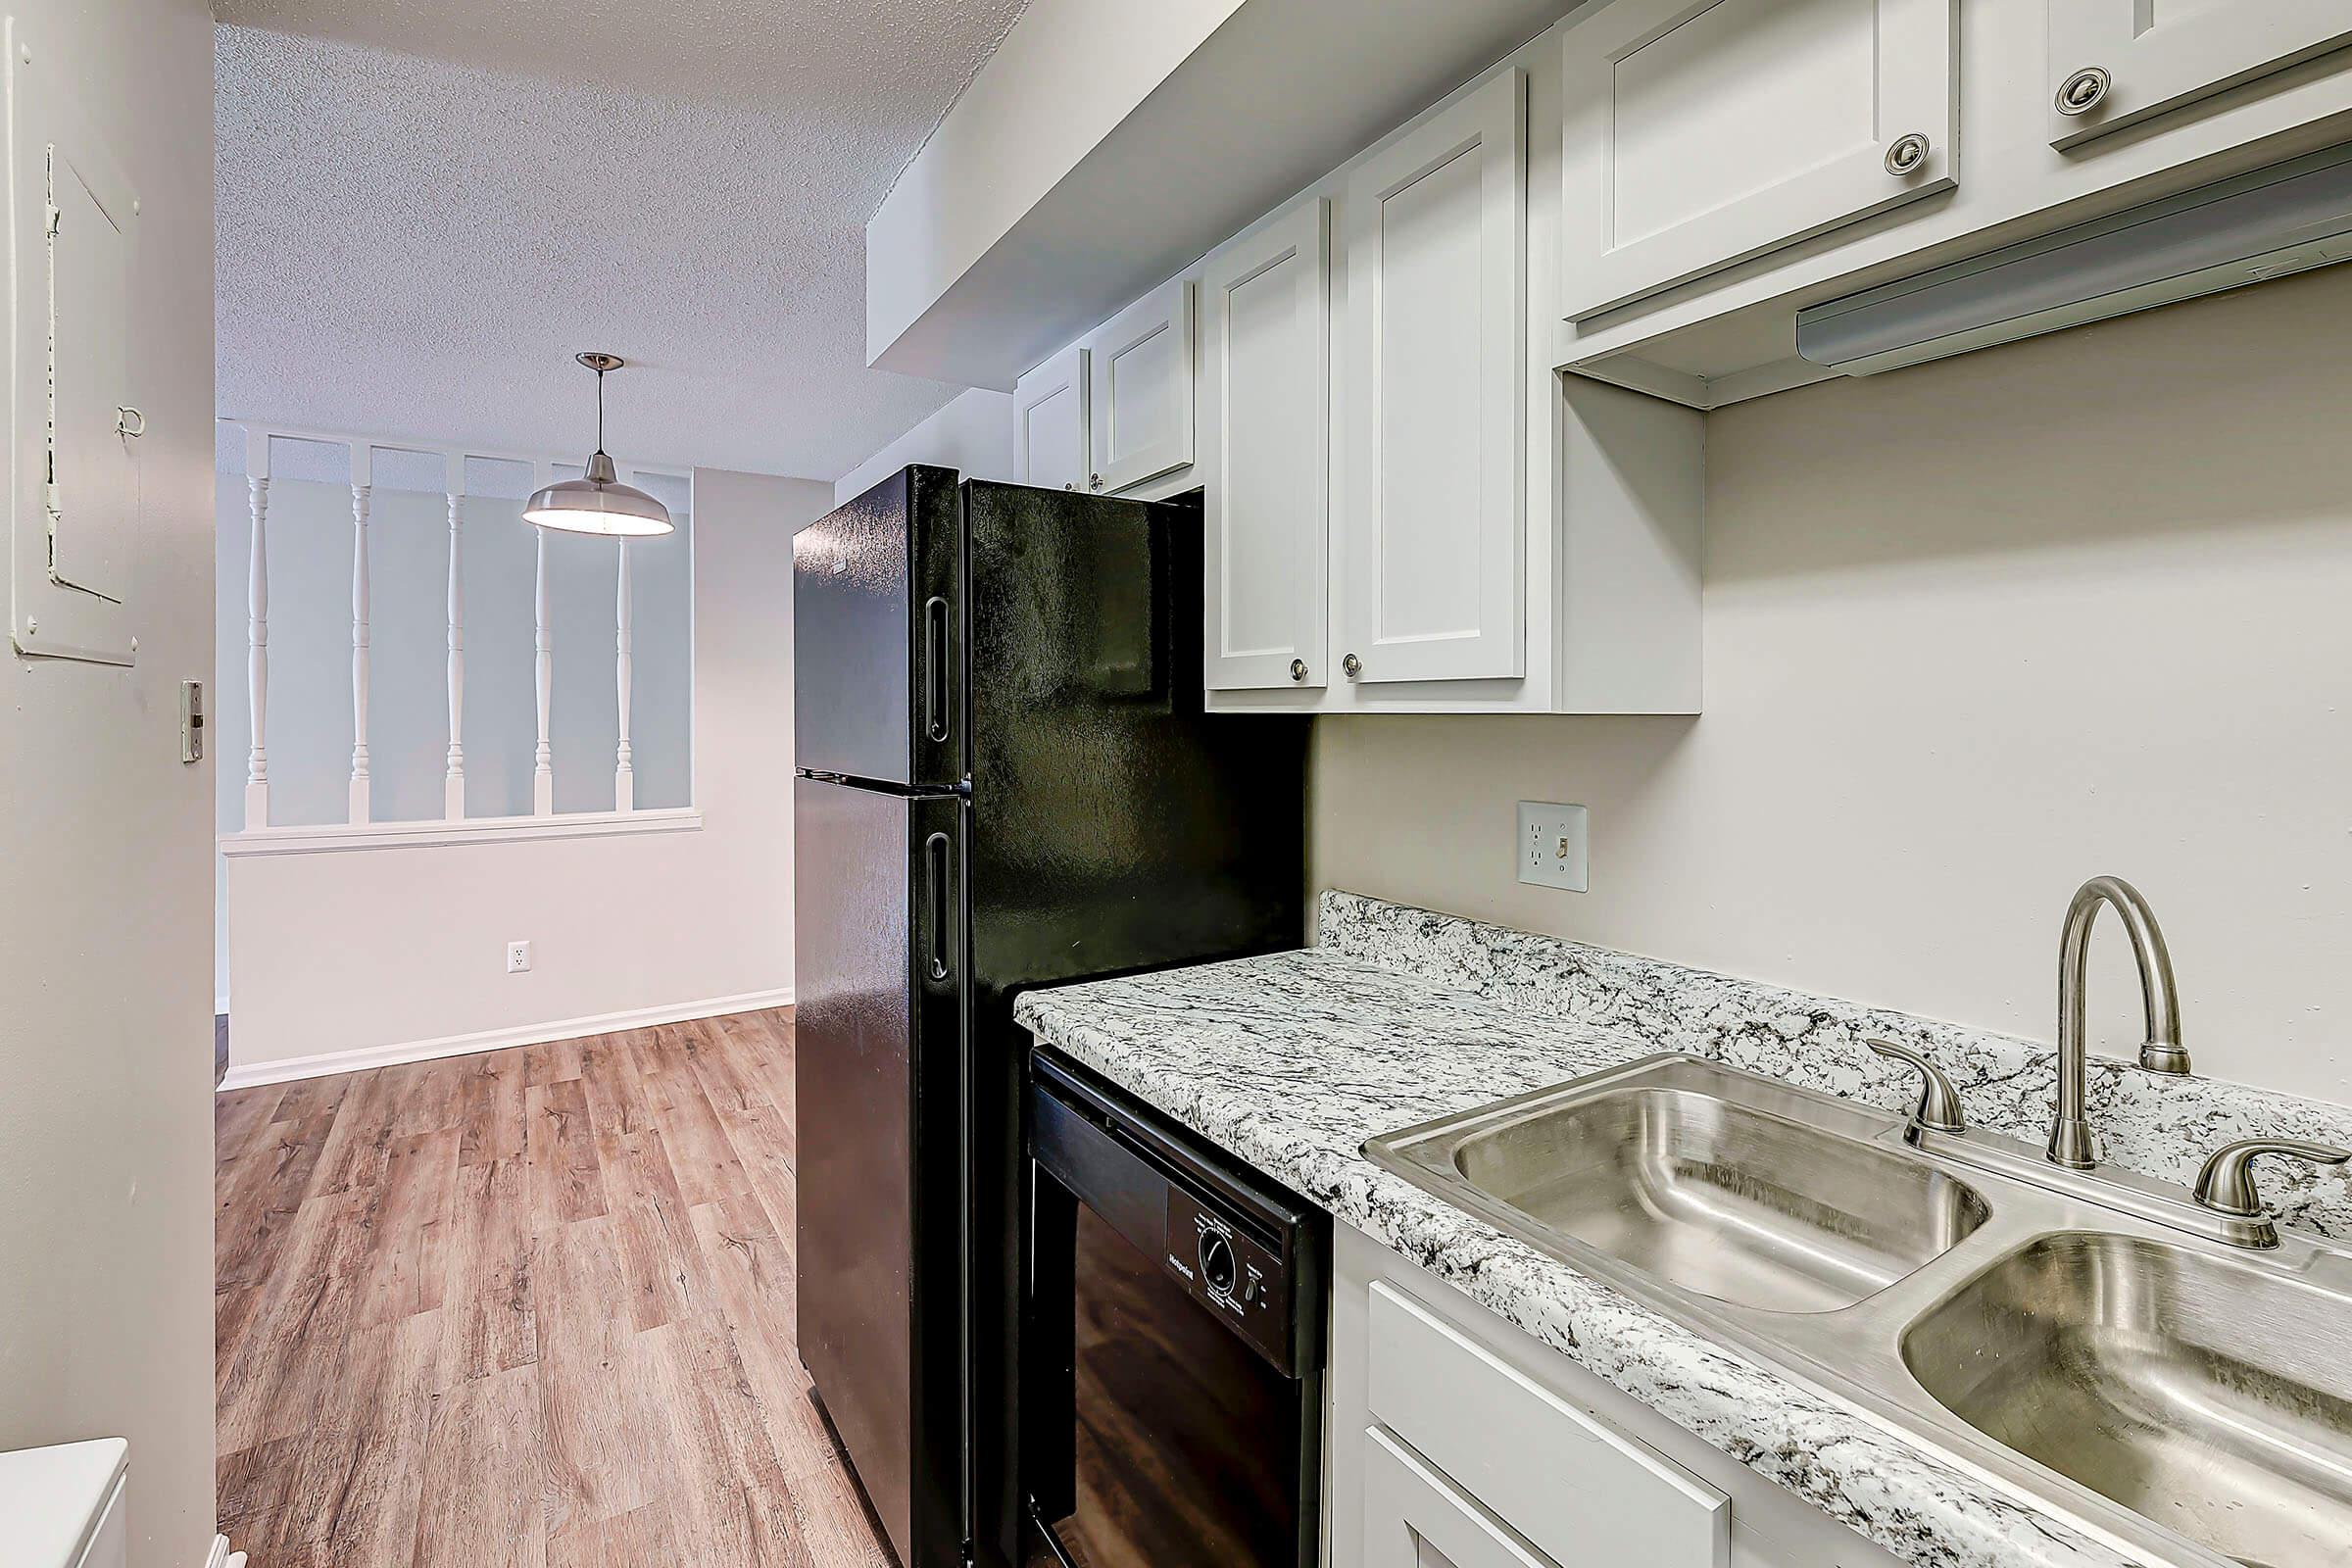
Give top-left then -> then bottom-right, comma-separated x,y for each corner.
215,0 -> 1027,481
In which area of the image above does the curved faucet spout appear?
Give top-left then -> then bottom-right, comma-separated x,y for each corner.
2051,875 -> 2189,1170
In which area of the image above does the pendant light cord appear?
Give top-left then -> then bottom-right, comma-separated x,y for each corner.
595,365 -> 608,457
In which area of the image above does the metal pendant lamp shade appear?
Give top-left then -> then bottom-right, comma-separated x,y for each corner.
525,352 -> 674,537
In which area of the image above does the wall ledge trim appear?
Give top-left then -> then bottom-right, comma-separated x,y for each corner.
216,986 -> 793,1091
219,807 -> 703,858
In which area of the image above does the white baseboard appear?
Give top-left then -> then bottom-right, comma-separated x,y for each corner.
206,1534 -> 245,1568
215,988 -> 795,1092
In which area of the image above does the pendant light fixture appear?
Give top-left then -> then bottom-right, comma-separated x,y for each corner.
524,352 -> 674,536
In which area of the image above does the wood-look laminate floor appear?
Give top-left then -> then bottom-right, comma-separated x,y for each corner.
214,1008 -> 894,1568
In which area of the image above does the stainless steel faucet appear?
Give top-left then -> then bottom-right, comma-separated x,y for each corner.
2049,875 -> 2189,1170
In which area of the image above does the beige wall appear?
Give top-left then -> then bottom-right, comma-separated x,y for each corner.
224,467 -> 827,1080
0,0 -> 219,1562
1313,263 -> 2352,1108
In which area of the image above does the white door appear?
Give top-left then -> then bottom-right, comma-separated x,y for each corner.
1342,68 -> 1525,687
1202,198 -> 1329,692
1560,0 -> 1957,318
1011,345 -> 1088,492
1363,1427 -> 1560,1568
1085,279 -> 1195,494
2046,3 -> 2352,150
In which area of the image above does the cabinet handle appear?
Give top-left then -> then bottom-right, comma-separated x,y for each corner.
1342,653 -> 1361,678
2056,66 -> 2111,117
1883,133 -> 1931,177
1289,659 -> 1308,683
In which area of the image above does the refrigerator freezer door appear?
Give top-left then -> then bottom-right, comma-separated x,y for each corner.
793,774 -> 967,1568
794,466 -> 964,789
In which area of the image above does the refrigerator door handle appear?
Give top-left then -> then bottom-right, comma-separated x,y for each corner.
924,830 -> 954,983
923,596 -> 952,746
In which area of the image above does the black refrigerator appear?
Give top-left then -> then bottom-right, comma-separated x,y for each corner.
792,466 -> 1305,1568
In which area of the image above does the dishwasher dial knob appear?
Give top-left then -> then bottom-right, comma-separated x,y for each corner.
1199,1231 -> 1237,1297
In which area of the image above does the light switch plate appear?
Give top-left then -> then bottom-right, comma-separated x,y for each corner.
1517,802 -> 1589,892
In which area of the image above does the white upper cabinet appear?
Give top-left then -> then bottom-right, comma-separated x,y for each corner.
1084,279 -> 1195,494
1559,0 -> 1958,318
1342,68 -> 1527,686
1202,198 -> 1330,692
1011,345 -> 1088,492
2046,4 -> 2352,151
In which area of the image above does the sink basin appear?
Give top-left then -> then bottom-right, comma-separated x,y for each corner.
1902,1232 -> 2352,1568
1371,1054 -> 2352,1565
1373,1058 -> 1989,1313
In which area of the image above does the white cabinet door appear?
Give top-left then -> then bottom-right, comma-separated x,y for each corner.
1342,68 -> 1525,687
1560,0 -> 1957,318
1011,345 -> 1088,492
2046,3 -> 2352,150
1085,279 -> 1195,494
1203,198 -> 1329,692
1369,1282 -> 1729,1568
1364,1426 -> 1558,1568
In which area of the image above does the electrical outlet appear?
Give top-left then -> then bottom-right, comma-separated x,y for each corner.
1517,802 -> 1589,892
506,940 -> 532,974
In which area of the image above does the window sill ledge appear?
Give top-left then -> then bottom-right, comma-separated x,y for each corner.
218,807 -> 704,858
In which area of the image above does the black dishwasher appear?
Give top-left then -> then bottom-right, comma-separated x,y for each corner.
1023,1050 -> 1326,1568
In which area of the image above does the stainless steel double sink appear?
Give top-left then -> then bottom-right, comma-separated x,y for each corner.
1365,1055 -> 2352,1568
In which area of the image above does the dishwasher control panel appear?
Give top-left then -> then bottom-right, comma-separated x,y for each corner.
1165,1183 -> 1298,1372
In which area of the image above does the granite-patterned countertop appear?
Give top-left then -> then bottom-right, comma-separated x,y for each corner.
1014,924 -> 2200,1568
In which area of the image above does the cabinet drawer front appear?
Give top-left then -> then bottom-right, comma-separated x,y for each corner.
2047,2 -> 2352,150
1365,1425 -> 1558,1568
1204,198 -> 1330,692
1342,68 -> 1526,686
1369,1281 -> 1730,1568
1561,0 -> 1957,318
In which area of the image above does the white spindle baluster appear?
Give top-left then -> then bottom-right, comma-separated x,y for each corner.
533,464 -> 555,815
243,428 -> 271,831
614,537 -> 634,811
348,449 -> 372,824
444,475 -> 466,820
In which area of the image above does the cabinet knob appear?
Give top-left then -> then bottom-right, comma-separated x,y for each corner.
1342,653 -> 1361,678
1883,132 -> 1931,177
2055,66 -> 2111,117
1289,658 -> 1308,683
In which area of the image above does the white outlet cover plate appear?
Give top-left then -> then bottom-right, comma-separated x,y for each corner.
1517,802 -> 1589,892
507,940 -> 532,973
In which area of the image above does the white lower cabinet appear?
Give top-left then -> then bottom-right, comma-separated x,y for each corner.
1330,1224 -> 1908,1568
1363,1426 -> 1556,1568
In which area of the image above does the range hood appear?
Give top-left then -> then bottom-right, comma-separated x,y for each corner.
1798,143 -> 2352,378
